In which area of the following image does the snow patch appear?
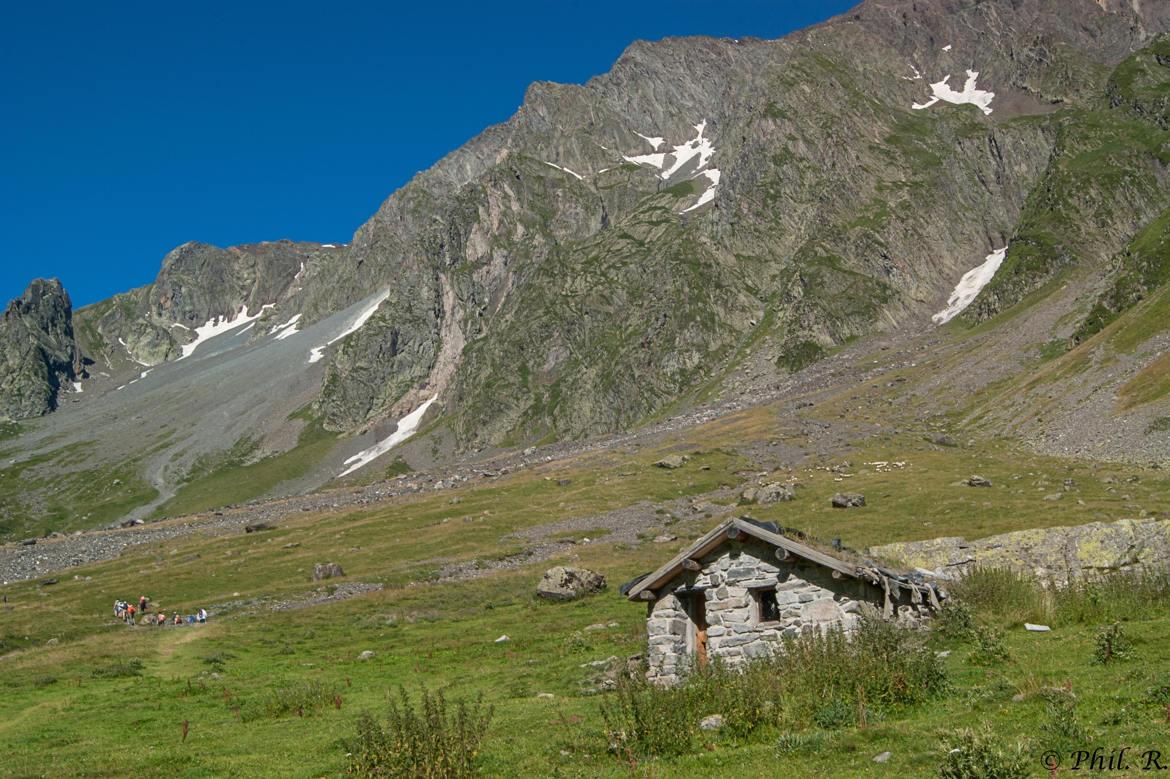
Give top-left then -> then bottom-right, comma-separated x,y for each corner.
682,169 -> 721,213
622,151 -> 666,169
622,121 -> 721,214
543,161 -> 584,180
912,70 -> 995,115
932,247 -> 1007,324
903,65 -> 923,81
179,305 -> 273,360
338,395 -> 437,477
307,289 -> 391,365
270,314 -> 302,340
942,44 -> 953,52
635,132 -> 664,151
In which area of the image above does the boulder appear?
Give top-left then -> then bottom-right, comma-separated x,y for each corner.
740,482 -> 796,505
967,475 -> 992,487
653,454 -> 689,469
536,566 -> 606,601
700,714 -> 724,731
245,522 -> 275,533
312,562 -> 345,581
357,650 -> 375,660
830,492 -> 866,508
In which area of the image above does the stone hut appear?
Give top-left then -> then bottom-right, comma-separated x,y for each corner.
622,517 -> 940,686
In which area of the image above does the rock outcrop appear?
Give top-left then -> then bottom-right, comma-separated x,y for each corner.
0,279 -> 83,419
870,518 -> 1170,584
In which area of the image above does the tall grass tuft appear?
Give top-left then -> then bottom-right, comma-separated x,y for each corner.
946,567 -> 1052,626
344,686 -> 493,778
947,567 -> 1170,628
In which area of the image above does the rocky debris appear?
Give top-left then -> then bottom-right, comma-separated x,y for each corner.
311,562 -> 345,581
536,566 -> 606,601
739,482 -> 795,505
830,492 -> 866,508
928,434 -> 958,447
700,715 -> 724,731
653,534 -> 677,544
871,518 -> 1170,584
261,581 -> 382,612
966,475 -> 992,487
244,522 -> 275,533
1044,493 -> 1064,501
0,279 -> 83,419
653,454 -> 689,469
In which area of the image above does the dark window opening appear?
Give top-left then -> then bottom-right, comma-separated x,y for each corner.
754,588 -> 780,623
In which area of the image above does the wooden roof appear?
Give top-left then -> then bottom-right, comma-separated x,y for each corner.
623,517 -> 860,602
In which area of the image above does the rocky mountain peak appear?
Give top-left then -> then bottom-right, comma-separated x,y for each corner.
0,278 -> 82,419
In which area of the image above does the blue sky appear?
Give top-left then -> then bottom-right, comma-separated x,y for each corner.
1,1 -> 857,309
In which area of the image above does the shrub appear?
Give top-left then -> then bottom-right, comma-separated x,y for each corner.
1093,622 -> 1136,665
966,626 -> 1010,666
933,600 -> 977,640
937,724 -> 1030,779
91,657 -> 144,678
1040,688 -> 1088,750
250,680 -> 338,720
344,687 -> 493,778
774,729 -> 831,755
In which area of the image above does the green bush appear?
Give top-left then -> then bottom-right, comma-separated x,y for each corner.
91,657 -> 144,678
344,687 -> 493,778
1093,622 -> 1136,665
250,680 -> 338,720
937,724 -> 1030,779
966,625 -> 1010,666
1040,688 -> 1088,750
933,600 -> 977,640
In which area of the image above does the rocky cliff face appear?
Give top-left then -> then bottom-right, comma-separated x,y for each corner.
0,279 -> 83,419
264,0 -> 1169,447
4,0 -> 1170,479
73,239 -> 328,369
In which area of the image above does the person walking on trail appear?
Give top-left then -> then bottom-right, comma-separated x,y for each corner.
126,604 -> 136,626
197,608 -> 207,623
139,596 -> 148,613
157,612 -> 166,627
173,613 -> 182,626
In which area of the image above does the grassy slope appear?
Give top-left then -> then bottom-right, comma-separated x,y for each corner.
1,396 -> 1168,777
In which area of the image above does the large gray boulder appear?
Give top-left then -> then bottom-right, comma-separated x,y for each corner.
312,562 -> 345,581
536,566 -> 606,601
831,492 -> 866,508
740,483 -> 795,505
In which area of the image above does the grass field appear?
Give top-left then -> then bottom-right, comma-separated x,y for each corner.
1,407 -> 1168,777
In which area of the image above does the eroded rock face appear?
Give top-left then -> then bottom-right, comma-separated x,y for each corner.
536,566 -> 606,600
0,279 -> 82,419
871,518 -> 1170,584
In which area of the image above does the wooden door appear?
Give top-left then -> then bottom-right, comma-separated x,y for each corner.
690,591 -> 709,669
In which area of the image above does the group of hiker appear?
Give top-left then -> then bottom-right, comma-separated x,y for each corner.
113,596 -> 207,627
